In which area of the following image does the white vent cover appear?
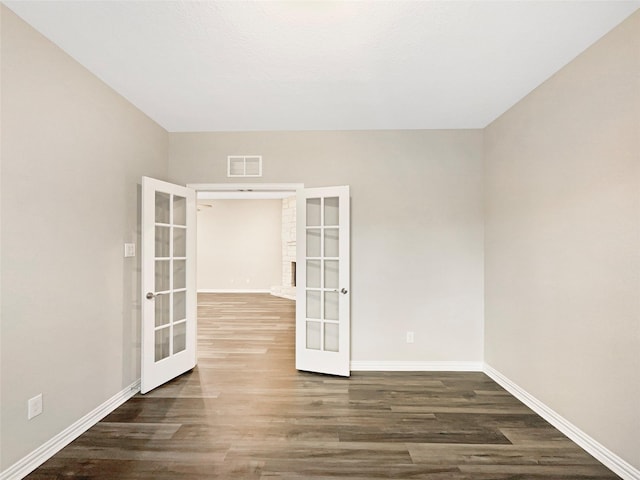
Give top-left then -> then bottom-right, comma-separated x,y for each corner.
228,155 -> 262,177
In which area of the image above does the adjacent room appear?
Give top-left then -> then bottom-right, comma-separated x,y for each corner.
1,2 -> 638,479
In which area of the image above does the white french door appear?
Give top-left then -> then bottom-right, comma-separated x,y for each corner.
141,177 -> 197,394
296,186 -> 350,377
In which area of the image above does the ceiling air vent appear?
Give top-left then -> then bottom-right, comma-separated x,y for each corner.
228,155 -> 262,177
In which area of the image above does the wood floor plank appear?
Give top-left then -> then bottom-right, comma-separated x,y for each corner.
25,293 -> 619,479
408,443 -> 604,466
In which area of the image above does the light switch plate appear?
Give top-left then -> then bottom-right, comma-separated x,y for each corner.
124,243 -> 136,257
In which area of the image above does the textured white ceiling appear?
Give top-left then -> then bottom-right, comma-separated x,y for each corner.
4,1 -> 639,132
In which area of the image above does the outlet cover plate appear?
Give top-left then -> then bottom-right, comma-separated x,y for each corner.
28,394 -> 43,419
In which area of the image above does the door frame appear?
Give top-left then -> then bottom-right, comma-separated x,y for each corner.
187,183 -> 304,198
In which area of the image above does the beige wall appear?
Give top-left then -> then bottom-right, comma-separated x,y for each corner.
169,130 -> 485,364
484,11 -> 640,470
197,199 -> 282,291
0,7 -> 168,469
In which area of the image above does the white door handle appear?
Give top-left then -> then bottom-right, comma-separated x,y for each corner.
146,292 -> 168,300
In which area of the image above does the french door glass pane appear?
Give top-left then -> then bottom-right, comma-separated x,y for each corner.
306,290 -> 321,319
324,197 -> 339,226
306,321 -> 321,350
155,327 -> 171,361
155,294 -> 170,327
324,323 -> 339,352
306,260 -> 321,288
173,196 -> 187,226
173,321 -> 186,354
324,228 -> 339,257
306,198 -> 321,226
155,226 -> 170,257
306,229 -> 321,257
155,260 -> 170,291
173,227 -> 186,257
324,260 -> 339,289
173,290 -> 186,322
324,291 -> 339,321
155,192 -> 170,224
173,260 -> 186,289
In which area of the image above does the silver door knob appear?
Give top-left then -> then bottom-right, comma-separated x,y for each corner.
146,292 -> 155,300
340,288 -> 348,294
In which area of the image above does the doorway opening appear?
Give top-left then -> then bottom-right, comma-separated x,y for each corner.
188,183 -> 302,299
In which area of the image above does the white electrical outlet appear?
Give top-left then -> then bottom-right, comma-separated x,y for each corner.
406,331 -> 415,344
28,393 -> 43,419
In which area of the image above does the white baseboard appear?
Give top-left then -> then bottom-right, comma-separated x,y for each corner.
197,289 -> 271,294
351,361 -> 483,372
483,364 -> 639,480
270,292 -> 296,300
0,380 -> 141,480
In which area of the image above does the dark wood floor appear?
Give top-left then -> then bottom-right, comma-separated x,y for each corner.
27,293 -> 618,479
